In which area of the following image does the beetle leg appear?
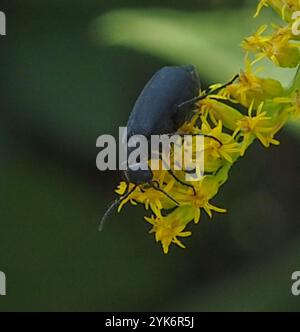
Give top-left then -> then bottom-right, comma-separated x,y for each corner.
150,180 -> 180,206
164,132 -> 222,147
167,169 -> 196,196
156,151 -> 197,196
187,133 -> 222,146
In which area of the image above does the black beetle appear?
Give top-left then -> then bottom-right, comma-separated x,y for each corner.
99,65 -> 237,229
124,65 -> 200,186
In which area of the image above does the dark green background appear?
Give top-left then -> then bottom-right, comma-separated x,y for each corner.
0,0 -> 300,311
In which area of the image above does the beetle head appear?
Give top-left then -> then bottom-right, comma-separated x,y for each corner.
124,168 -> 153,185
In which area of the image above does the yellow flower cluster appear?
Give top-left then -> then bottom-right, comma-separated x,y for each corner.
247,0 -> 300,67
115,1 -> 300,254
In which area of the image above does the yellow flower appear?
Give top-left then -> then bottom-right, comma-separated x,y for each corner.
115,181 -> 130,196
201,119 -> 241,164
224,57 -> 283,107
145,207 -> 194,254
254,0 -> 270,17
274,90 -> 300,118
115,181 -> 176,215
173,176 -> 226,224
115,182 -> 138,212
197,96 -> 243,131
243,24 -> 300,67
242,24 -> 269,53
235,101 -> 280,155
255,0 -> 300,21
179,113 -> 199,133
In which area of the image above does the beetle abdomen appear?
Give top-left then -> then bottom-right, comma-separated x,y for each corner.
126,65 -> 200,137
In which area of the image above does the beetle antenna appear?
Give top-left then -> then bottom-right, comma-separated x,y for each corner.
208,73 -> 239,95
99,185 -> 137,231
150,180 -> 179,206
177,74 -> 239,110
98,199 -> 121,232
167,169 -> 196,196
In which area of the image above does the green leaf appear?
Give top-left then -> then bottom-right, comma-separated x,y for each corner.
94,9 -> 247,82
94,8 -> 294,84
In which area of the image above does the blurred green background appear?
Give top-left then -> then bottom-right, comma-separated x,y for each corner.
0,0 -> 300,311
